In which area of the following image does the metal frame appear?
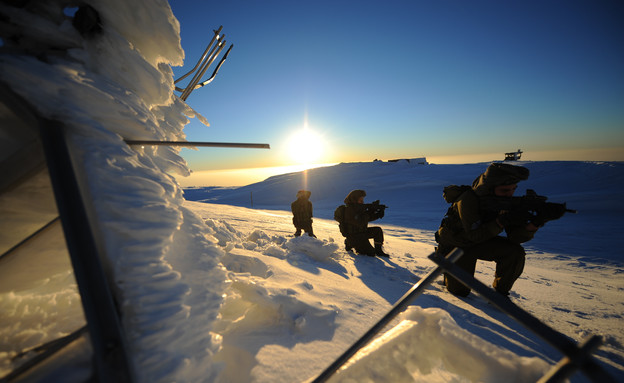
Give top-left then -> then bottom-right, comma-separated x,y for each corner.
0,83 -> 135,382
2,326 -> 89,382
1,82 -> 269,382
430,251 -> 613,382
311,248 -> 615,382
39,119 -> 136,382
0,217 -> 60,262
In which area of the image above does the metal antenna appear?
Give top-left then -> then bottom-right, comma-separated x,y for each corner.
175,26 -> 233,101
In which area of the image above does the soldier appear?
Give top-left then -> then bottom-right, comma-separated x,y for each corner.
291,190 -> 316,237
342,189 -> 388,257
435,163 -> 537,298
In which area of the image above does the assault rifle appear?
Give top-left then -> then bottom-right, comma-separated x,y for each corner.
480,189 -> 576,227
364,200 -> 388,220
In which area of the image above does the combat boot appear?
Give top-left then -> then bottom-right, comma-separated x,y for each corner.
374,242 -> 389,257
344,238 -> 353,252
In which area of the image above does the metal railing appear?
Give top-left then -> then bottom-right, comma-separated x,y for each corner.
311,248 -> 615,382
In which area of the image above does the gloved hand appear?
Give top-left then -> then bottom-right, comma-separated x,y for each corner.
497,210 -> 529,228
532,203 -> 567,227
368,208 -> 384,220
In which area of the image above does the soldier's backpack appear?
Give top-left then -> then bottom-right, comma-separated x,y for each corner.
437,185 -> 472,243
443,185 -> 472,203
333,205 -> 348,237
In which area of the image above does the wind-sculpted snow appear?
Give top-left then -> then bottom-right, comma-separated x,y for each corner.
208,214 -> 341,263
204,216 -> 343,381
204,218 -> 245,247
185,201 -> 624,382
285,236 -> 340,262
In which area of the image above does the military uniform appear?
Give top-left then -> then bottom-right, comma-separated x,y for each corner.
436,163 -> 534,297
343,189 -> 387,257
291,190 -> 315,237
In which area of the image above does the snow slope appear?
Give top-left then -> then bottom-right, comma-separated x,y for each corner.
181,160 -> 624,382
185,160 -> 624,264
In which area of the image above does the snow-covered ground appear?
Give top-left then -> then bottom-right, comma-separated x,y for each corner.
1,0 -> 623,382
181,160 -> 624,382
4,161 -> 623,382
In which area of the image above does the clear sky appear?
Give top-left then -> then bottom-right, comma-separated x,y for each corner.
168,0 -> 624,186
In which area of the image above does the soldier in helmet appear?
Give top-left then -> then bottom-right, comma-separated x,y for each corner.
291,190 -> 316,238
435,163 -> 538,298
343,189 -> 388,257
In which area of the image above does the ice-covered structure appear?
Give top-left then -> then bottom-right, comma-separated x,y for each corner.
1,1 -> 226,381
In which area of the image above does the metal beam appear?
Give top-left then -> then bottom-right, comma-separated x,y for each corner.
2,326 -> 89,381
40,120 -> 135,382
429,251 -> 614,383
125,140 -> 270,149
312,248 -> 614,383
0,217 -> 60,262
311,249 -> 464,383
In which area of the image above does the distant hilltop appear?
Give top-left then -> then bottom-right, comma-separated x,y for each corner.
183,161 -> 624,231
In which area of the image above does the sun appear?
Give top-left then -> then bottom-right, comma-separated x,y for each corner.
286,128 -> 325,165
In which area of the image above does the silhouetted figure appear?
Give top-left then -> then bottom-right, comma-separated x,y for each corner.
291,190 -> 316,237
435,163 -> 539,297
342,189 -> 388,257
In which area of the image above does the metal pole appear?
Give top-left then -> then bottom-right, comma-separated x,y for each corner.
174,26 -> 222,85
538,335 -> 605,383
40,120 -> 135,382
197,43 -> 233,88
1,326 -> 89,381
188,39 -> 225,89
0,217 -> 60,261
311,249 -> 464,383
180,35 -> 225,100
124,140 -> 270,149
429,252 -> 614,382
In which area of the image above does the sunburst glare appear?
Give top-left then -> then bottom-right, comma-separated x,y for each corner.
286,126 -> 325,165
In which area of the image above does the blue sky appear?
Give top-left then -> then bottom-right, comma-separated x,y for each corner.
168,0 -> 623,185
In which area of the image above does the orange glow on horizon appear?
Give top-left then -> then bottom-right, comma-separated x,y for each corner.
178,163 -> 336,187
178,147 -> 623,187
